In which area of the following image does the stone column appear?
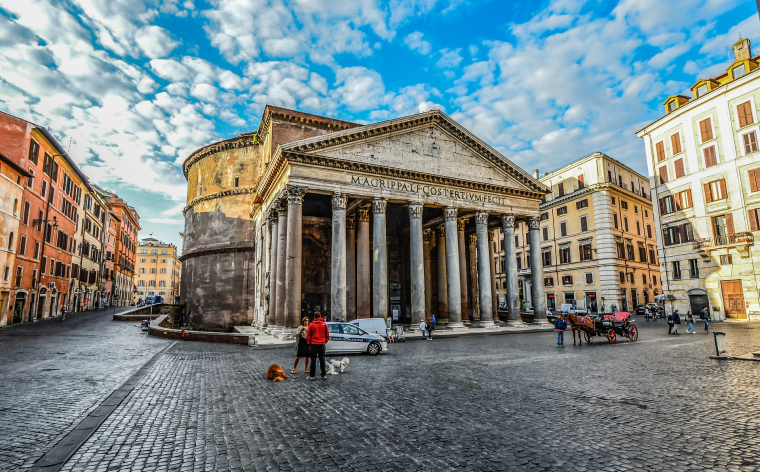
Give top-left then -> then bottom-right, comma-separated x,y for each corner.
528,216 -> 549,324
267,210 -> 278,328
331,193 -> 347,321
423,230 -> 433,319
356,208 -> 371,319
502,214 -> 522,325
457,218 -> 469,324
444,207 -> 464,328
346,217 -> 356,321
435,224 -> 448,324
475,211 -> 495,327
488,229 -> 498,320
469,234 -> 480,322
284,186 -> 307,331
409,202 -> 425,328
274,207 -> 288,330
372,198 -> 388,320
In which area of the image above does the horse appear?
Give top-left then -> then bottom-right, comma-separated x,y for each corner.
563,312 -> 594,345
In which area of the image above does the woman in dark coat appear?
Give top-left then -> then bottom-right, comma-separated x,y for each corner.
292,317 -> 311,374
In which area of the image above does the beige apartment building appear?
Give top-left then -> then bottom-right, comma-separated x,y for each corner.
637,37 -> 760,320
493,152 -> 661,313
135,237 -> 180,303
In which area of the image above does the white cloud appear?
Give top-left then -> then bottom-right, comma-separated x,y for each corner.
135,25 -> 180,59
333,66 -> 388,111
436,48 -> 462,69
403,31 -> 431,55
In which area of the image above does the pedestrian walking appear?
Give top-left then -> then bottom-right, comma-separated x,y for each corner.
61,306 -> 67,321
701,306 -> 709,333
429,314 -> 436,340
667,312 -> 674,335
672,310 -> 681,335
419,319 -> 428,340
292,317 -> 311,374
306,311 -> 329,380
555,314 -> 567,348
685,311 -> 695,333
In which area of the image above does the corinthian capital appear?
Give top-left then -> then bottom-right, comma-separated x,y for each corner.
357,208 -> 370,222
408,202 -> 423,219
527,216 -> 540,230
444,206 -> 458,221
372,197 -> 387,214
285,185 -> 308,206
502,213 -> 515,229
332,192 -> 347,210
457,218 -> 468,231
475,211 -> 489,225
435,224 -> 446,238
346,217 -> 356,230
423,229 -> 434,242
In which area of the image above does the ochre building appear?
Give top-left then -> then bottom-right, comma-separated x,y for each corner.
181,106 -> 550,332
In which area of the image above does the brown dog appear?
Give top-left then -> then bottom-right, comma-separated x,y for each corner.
267,364 -> 288,382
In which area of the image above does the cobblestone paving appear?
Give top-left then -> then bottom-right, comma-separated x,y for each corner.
0,308 -> 167,471
56,320 -> 760,472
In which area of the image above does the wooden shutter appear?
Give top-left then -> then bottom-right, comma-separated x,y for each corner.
685,189 -> 693,208
557,182 -> 564,196
750,169 -> 760,192
704,182 -> 713,203
580,216 -> 588,232
656,142 -> 665,162
560,222 -> 567,237
719,179 -> 727,200
673,193 -> 682,211
674,159 -> 685,178
738,101 -> 754,127
749,209 -> 759,231
703,146 -> 717,167
700,118 -> 713,142
578,174 -> 584,188
726,212 -> 735,235
671,133 -> 682,154
659,166 -> 668,184
659,197 -> 666,215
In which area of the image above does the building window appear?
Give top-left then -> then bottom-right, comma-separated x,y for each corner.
576,199 -> 588,210
674,158 -> 685,178
733,64 -> 747,80
613,213 -> 619,229
621,200 -> 628,210
624,217 -> 629,232
234,177 -> 240,188
626,243 -> 634,261
671,132 -> 682,154
672,261 -> 681,279
562,275 -> 573,286
577,174 -> 584,189
2,265 -> 8,282
15,266 -> 22,287
559,246 -> 571,264
585,273 -> 593,284
542,250 -> 552,267
677,189 -> 693,209
634,205 -> 639,214
619,271 -> 625,283
636,221 -> 641,235
658,166 -> 668,184
743,131 -> 758,154
704,179 -> 727,202
689,259 -> 699,278
697,84 -> 708,97
7,232 -> 13,251
611,196 -> 616,205
34,241 -> 40,259
737,100 -> 754,127
638,244 -> 647,262
642,274 -> 647,284
28,139 -> 40,164
720,254 -> 732,265
649,248 -> 656,264
656,141 -> 665,162
579,215 -> 588,232
540,212 -> 548,221
18,235 -> 26,255
749,208 -> 760,231
544,277 -> 554,287
160,268 -> 167,274
557,206 -> 567,216
560,221 -> 567,237
557,182 -> 565,197
699,117 -> 713,142
516,253 -> 522,270
663,222 -> 694,246
542,227 -> 549,241
647,225 -> 652,238
579,242 -> 592,261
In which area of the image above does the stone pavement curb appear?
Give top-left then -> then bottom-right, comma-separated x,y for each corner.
28,342 -> 177,472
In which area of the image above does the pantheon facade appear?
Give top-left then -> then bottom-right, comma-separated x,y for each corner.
181,106 -> 549,332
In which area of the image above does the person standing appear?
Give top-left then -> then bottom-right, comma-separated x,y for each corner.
667,312 -> 674,335
685,311 -> 695,334
293,317 -> 311,374
429,314 -> 436,341
672,310 -> 681,335
555,314 -> 567,348
419,319 -> 428,340
61,306 -> 67,321
306,311 -> 329,380
701,306 -> 709,333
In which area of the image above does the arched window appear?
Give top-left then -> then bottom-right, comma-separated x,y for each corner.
8,232 -> 14,251
13,199 -> 18,216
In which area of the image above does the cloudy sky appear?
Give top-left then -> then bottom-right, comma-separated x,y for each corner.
0,0 -> 756,251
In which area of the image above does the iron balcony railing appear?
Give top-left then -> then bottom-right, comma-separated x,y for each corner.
692,232 -> 754,250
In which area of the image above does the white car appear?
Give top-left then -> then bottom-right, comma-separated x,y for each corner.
349,318 -> 391,341
326,322 -> 388,356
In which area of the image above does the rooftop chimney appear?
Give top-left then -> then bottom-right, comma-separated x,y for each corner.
734,37 -> 751,61
533,169 -> 539,179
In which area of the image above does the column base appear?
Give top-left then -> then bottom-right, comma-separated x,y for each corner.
533,319 -> 552,326
506,319 -> 526,327
447,321 -> 465,329
477,320 -> 496,328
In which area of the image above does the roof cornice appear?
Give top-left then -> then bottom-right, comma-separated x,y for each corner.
182,133 -> 257,178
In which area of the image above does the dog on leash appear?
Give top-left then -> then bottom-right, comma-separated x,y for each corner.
325,357 -> 350,375
266,364 -> 289,381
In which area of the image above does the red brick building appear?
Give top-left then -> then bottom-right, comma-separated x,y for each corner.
106,193 -> 140,306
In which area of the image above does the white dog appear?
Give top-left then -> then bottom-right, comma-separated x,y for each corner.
325,357 -> 350,375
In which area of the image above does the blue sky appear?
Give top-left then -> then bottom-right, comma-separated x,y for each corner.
0,0 -> 757,251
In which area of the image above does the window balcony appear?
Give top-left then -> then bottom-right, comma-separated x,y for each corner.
693,232 -> 754,259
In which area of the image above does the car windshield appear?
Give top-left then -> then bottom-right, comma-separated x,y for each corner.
328,324 -> 342,334
342,324 -> 360,335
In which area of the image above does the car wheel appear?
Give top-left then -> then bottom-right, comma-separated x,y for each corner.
367,342 -> 381,356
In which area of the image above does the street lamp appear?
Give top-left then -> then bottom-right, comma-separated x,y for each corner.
32,215 -> 58,233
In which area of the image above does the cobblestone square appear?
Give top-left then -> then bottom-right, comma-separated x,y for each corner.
2,317 -> 760,471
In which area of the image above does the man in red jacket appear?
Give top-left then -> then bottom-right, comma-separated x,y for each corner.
306,311 -> 330,380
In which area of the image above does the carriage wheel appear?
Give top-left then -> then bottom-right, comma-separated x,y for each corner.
627,325 -> 639,342
607,329 -> 617,344
584,331 -> 591,344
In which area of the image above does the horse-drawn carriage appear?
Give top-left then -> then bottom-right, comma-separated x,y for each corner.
582,312 -> 638,344
565,311 -> 638,345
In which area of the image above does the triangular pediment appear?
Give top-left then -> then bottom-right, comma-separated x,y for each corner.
280,110 -> 548,194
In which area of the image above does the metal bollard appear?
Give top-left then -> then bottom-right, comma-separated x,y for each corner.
713,332 -> 727,357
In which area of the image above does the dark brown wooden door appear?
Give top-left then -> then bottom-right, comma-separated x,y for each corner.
721,280 -> 746,318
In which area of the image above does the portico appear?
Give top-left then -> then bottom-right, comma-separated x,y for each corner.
250,110 -> 549,335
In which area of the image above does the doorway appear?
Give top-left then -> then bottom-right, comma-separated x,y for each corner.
13,293 -> 26,324
688,289 -> 709,317
584,292 -> 597,313
36,293 -> 46,320
720,280 -> 746,318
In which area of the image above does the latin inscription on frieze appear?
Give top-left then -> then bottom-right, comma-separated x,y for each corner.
350,175 -> 507,206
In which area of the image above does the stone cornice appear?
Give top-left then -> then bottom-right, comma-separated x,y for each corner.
539,182 -> 653,210
183,188 -> 256,215
285,151 -> 546,199
281,110 -> 549,194
182,134 -> 258,178
180,244 -> 255,262
258,105 -> 358,145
